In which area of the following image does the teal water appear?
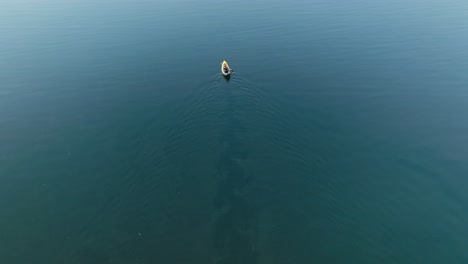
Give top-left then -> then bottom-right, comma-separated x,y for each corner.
1,0 -> 468,263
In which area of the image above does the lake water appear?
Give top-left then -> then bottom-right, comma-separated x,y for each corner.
1,0 -> 468,263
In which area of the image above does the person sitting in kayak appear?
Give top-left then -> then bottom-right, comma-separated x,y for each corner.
223,65 -> 229,73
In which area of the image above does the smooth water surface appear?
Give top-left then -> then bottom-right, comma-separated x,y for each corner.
1,0 -> 468,263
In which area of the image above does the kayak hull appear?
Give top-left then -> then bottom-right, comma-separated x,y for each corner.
221,60 -> 231,77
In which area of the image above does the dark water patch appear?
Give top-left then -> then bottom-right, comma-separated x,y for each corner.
212,75 -> 262,263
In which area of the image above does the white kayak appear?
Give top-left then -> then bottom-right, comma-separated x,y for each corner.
221,60 -> 231,76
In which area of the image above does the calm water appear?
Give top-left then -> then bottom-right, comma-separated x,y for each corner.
1,0 -> 468,263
